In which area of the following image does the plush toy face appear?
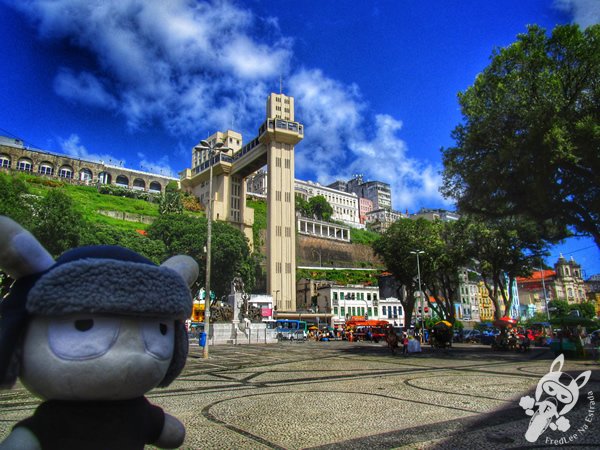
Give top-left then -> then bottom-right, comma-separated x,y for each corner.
21,314 -> 175,401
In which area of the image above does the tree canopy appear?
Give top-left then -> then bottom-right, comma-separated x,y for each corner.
147,214 -> 254,300
295,194 -> 333,221
373,216 -> 550,324
372,218 -> 471,326
441,24 -> 600,247
33,189 -> 85,257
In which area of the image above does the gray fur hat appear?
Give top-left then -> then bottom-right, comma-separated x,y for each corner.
0,216 -> 198,388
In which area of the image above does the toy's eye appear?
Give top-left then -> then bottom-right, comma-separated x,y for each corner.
557,392 -> 572,403
48,316 -> 120,360
141,319 -> 174,360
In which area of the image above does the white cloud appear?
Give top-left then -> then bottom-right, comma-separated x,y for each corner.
12,0 -> 450,211
12,0 -> 290,135
290,69 -> 450,212
59,134 -> 123,166
554,0 -> 600,28
137,152 -> 176,178
53,69 -> 116,109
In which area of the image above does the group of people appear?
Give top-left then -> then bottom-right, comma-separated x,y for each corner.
492,327 -> 533,351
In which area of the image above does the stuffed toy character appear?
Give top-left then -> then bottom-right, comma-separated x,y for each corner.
0,216 -> 198,450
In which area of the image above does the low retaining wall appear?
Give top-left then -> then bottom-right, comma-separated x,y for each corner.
205,322 -> 278,345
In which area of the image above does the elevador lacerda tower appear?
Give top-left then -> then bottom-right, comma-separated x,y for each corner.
180,93 -> 303,312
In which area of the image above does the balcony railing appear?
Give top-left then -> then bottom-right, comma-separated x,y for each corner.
193,152 -> 233,174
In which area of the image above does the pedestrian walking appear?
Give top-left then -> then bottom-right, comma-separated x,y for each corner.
402,333 -> 409,356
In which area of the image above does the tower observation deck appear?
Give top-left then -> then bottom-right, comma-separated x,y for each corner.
180,93 -> 303,312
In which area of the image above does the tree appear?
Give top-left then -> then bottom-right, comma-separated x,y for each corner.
295,194 -> 311,218
374,218 -> 477,326
80,224 -> 167,264
464,216 -> 548,320
441,24 -> 600,247
0,173 -> 34,227
32,189 -> 85,257
147,214 -> 253,299
159,183 -> 183,215
422,219 -> 473,324
308,195 -> 333,221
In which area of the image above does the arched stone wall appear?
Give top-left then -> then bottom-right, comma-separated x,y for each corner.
0,142 -> 177,193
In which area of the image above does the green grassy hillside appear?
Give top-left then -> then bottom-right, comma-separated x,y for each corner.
11,173 -> 202,232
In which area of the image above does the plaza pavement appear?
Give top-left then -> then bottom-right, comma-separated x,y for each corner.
0,341 -> 598,449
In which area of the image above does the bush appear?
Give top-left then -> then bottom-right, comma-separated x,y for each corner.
182,194 -> 203,212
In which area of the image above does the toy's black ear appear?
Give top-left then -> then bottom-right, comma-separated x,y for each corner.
0,216 -> 54,279
161,255 -> 199,287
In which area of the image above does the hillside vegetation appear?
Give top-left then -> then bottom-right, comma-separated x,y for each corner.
11,173 -> 202,232
2,174 -> 382,283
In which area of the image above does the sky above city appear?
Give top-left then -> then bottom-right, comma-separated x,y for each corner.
0,0 -> 599,276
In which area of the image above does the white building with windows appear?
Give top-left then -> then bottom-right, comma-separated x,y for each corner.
315,283 -> 381,327
378,297 -> 405,326
295,180 -> 360,227
247,172 -> 361,227
309,282 -> 404,328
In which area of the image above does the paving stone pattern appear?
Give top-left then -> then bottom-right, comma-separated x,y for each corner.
0,342 -> 598,449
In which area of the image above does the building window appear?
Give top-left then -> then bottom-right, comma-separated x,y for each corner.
116,175 -> 129,186
39,162 -> 54,175
0,154 -> 11,168
79,169 -> 93,181
59,166 -> 73,179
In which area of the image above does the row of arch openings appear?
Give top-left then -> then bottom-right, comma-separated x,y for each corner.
1,155 -> 162,192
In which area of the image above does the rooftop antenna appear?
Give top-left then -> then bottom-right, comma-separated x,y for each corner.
279,75 -> 283,94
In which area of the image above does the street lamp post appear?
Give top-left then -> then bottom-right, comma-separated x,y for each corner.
411,250 -> 425,343
273,289 -> 280,312
540,266 -> 550,321
195,139 -> 230,359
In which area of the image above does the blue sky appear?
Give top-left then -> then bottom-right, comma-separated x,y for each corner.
0,0 -> 599,276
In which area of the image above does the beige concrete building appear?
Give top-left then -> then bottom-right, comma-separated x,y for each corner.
180,93 -> 303,312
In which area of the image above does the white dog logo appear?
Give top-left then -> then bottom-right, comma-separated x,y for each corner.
519,354 -> 591,443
